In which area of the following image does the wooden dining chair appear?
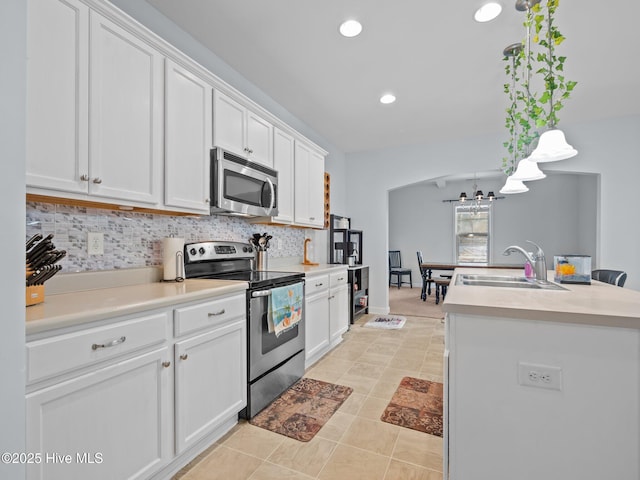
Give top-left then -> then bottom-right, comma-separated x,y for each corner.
417,251 -> 435,300
389,250 -> 412,288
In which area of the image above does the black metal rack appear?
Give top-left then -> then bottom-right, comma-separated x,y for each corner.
329,214 -> 363,265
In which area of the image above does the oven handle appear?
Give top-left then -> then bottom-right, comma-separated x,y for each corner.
251,289 -> 272,298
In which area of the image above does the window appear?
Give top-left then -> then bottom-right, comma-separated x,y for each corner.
454,204 -> 491,264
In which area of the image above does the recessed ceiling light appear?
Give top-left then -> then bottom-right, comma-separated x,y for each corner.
380,94 -> 396,105
339,19 -> 362,38
474,2 -> 502,22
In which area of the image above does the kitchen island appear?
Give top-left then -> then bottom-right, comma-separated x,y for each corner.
442,268 -> 640,480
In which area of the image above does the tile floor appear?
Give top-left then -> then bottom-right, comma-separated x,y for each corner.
175,310 -> 445,480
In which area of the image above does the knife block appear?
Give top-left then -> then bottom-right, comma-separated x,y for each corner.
26,285 -> 45,307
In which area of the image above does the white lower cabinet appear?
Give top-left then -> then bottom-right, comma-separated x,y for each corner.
26,347 -> 172,480
174,317 -> 246,454
26,291 -> 248,480
305,269 -> 349,368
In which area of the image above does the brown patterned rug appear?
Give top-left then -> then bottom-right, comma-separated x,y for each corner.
380,376 -> 443,437
249,377 -> 353,442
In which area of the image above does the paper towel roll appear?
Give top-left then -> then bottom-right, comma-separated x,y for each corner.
163,237 -> 184,281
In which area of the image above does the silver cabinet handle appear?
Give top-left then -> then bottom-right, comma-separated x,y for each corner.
162,361 -> 171,368
80,174 -> 90,181
328,295 -> 335,300
205,198 -> 210,203
180,354 -> 188,361
208,309 -> 226,316
92,177 -> 103,184
315,282 -> 324,287
310,217 -> 315,220
91,336 -> 126,350
338,277 -> 345,281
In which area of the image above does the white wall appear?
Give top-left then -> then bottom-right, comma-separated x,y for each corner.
389,173 -> 598,283
348,116 -> 640,314
1,0 -> 26,478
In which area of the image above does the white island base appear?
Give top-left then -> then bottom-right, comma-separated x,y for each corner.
443,269 -> 640,480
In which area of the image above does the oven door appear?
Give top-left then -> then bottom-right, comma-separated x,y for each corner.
248,281 -> 305,382
211,148 -> 278,217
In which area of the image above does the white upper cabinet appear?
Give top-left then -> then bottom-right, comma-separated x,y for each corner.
26,0 -> 89,194
213,90 -> 273,167
89,11 -> 163,205
271,128 -> 295,224
294,140 -> 325,228
164,59 -> 212,214
26,2 -> 163,206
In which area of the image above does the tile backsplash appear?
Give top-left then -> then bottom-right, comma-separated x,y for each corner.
26,202 -> 305,273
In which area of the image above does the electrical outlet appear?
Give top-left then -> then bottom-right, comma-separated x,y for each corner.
87,232 -> 104,255
518,362 -> 562,391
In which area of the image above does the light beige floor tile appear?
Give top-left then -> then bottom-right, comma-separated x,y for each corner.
266,436 -> 337,477
392,428 -> 443,472
379,366 -> 420,385
336,372 -> 378,395
181,446 -> 262,480
315,411 -> 355,442
318,444 -> 390,480
248,462 -> 314,480
357,395 -> 391,421
338,391 -> 367,415
366,342 -> 401,356
341,417 -> 400,456
388,353 -> 424,371
222,423 -> 286,460
357,351 -> 394,367
346,361 -> 385,379
384,459 -> 442,480
313,356 -> 355,374
369,378 -> 403,400
304,367 -> 344,384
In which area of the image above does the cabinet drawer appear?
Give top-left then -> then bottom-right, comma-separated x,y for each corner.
27,312 -> 169,384
330,270 -> 348,288
305,274 -> 329,296
174,293 -> 246,337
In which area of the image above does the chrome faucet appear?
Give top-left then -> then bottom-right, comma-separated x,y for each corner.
503,240 -> 547,281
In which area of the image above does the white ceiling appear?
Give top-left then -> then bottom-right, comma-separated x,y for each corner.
147,0 -> 640,154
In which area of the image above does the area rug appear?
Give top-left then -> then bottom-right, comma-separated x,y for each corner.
380,376 -> 443,437
364,315 -> 406,329
388,287 -> 445,319
249,377 -> 353,442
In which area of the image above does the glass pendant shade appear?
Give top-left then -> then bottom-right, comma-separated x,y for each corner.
500,176 -> 529,195
528,129 -> 578,163
510,158 -> 546,181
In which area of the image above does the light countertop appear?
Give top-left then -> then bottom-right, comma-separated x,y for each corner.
443,268 -> 640,329
273,263 -> 351,275
26,279 -> 248,336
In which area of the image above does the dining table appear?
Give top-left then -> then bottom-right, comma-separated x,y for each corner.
419,262 -> 523,303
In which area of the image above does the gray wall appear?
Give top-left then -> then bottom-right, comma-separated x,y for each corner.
0,0 -> 26,477
347,116 -> 640,314
389,173 -> 598,283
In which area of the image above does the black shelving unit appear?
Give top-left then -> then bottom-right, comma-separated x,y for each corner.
329,214 -> 363,266
348,266 -> 369,324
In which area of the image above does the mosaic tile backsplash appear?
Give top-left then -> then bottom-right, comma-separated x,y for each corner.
26,202 -> 305,273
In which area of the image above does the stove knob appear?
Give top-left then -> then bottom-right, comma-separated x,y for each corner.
243,246 -> 252,252
198,247 -> 205,255
189,248 -> 197,256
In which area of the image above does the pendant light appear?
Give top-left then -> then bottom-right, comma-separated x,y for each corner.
527,0 -> 577,162
511,158 -> 546,181
500,175 -> 529,194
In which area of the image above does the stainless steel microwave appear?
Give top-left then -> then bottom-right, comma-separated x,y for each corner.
210,148 -> 278,217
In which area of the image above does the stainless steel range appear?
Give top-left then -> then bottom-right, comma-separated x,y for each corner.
184,240 -> 305,418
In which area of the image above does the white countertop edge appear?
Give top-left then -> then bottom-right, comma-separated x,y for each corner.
443,268 -> 640,329
26,280 -> 248,336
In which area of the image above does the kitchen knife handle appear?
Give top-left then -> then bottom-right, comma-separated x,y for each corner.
91,336 -> 126,351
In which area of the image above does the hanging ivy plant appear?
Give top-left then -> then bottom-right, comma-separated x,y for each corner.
531,0 -> 577,129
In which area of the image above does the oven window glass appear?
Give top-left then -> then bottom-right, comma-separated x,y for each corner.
224,170 -> 266,207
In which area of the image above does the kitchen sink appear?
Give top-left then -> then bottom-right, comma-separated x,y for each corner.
455,274 -> 567,290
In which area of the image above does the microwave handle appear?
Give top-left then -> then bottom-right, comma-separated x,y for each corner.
265,177 -> 276,215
